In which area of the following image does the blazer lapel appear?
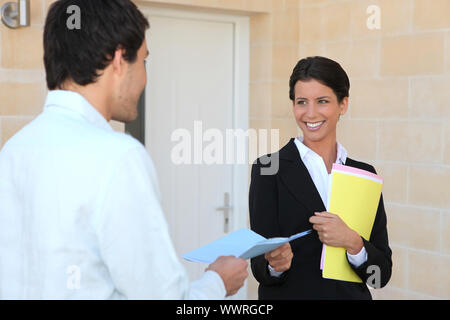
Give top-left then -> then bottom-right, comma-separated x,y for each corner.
278,138 -> 326,216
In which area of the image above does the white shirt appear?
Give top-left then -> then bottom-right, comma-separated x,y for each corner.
0,90 -> 225,299
268,137 -> 367,277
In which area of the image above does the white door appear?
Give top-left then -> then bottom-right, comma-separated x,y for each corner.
140,7 -> 249,298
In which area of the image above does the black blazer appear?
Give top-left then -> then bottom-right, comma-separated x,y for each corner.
249,138 -> 392,300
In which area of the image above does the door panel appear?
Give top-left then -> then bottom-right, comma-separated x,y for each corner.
144,9 -> 239,283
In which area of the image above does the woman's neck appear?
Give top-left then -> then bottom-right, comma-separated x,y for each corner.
302,135 -> 337,174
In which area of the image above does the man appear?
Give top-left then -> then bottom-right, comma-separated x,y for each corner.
0,0 -> 247,299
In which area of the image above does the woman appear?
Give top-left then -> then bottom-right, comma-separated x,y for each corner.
249,56 -> 392,299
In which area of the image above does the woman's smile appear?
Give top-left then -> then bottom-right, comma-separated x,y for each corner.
305,121 -> 325,131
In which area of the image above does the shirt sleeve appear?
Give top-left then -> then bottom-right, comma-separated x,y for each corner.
267,264 -> 284,278
346,247 -> 368,268
188,271 -> 226,300
94,144 -> 225,299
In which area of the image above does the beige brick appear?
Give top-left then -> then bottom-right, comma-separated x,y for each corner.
245,0 -> 272,12
446,32 -> 450,74
324,41 -> 352,74
387,246 -> 408,290
386,204 -> 441,251
298,43 -> 326,58
271,81 -> 292,118
188,0 -> 216,8
376,286 -> 438,300
272,10 -> 299,44
442,211 -> 450,255
409,166 -> 450,209
285,0 -> 300,9
445,123 -> 450,165
1,117 -> 34,147
299,0 -> 328,7
372,285 -> 409,300
0,69 -> 46,83
410,77 -> 450,120
249,82 -> 272,118
45,0 -> 57,12
250,44 -> 272,82
350,79 -> 408,119
272,44 -> 299,80
249,118 -> 271,131
414,0 -> 450,31
337,119 -> 377,160
299,6 -> 324,43
378,121 -> 442,163
351,0 -> 412,38
350,0 -> 381,39
409,251 -> 450,299
375,162 -> 407,203
249,118 -> 273,159
0,25 -> 44,69
216,0 -> 245,10
271,118 -> 299,150
381,34 -> 444,76
109,120 -> 125,133
322,2 -> 351,41
378,0 -> 412,35
270,0 -> 286,11
347,40 -> 379,78
0,83 -> 46,116
250,14 -> 272,44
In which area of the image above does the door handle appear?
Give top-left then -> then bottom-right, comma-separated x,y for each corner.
216,192 -> 232,233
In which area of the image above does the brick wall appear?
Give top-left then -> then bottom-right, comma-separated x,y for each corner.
295,0 -> 450,299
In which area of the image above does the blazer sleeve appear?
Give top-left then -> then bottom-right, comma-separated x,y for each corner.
347,166 -> 393,288
249,158 -> 289,286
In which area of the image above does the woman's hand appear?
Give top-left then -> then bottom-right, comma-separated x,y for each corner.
309,211 -> 363,255
264,243 -> 293,273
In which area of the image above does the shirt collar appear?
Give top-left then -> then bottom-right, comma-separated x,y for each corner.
44,90 -> 113,131
294,136 -> 347,165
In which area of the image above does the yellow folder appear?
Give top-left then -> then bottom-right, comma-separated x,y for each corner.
322,164 -> 383,283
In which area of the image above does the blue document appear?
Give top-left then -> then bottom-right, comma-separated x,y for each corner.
182,228 -> 312,264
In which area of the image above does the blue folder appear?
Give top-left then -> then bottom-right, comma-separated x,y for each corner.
182,228 -> 312,264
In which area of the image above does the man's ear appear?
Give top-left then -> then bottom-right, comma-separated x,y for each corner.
111,47 -> 126,77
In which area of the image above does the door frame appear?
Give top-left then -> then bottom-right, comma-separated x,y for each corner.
133,6 -> 250,238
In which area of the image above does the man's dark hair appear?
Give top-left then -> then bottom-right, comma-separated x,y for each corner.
44,0 -> 150,90
289,56 -> 350,103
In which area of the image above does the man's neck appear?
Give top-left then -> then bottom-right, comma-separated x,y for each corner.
59,82 -> 112,122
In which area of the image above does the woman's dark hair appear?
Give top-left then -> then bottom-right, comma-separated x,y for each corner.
44,0 -> 150,90
289,56 -> 350,103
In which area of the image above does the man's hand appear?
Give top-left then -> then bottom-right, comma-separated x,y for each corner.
206,256 -> 248,297
264,243 -> 293,273
309,211 -> 363,254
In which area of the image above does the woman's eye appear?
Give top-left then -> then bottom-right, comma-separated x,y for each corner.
318,100 -> 329,104
297,100 -> 307,105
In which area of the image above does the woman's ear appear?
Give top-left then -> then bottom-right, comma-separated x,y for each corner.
339,96 -> 349,116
